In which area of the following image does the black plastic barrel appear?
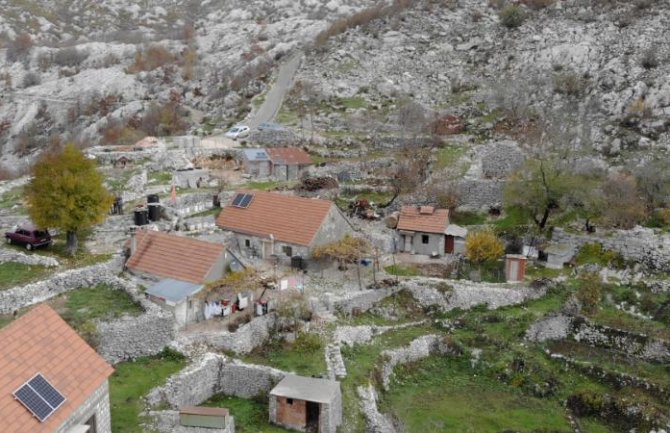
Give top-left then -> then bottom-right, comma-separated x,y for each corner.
148,203 -> 161,222
147,194 -> 160,204
291,256 -> 304,270
134,208 -> 148,226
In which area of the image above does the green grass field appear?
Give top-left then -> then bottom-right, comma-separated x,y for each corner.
110,349 -> 187,433
0,262 -> 51,290
55,284 -> 143,327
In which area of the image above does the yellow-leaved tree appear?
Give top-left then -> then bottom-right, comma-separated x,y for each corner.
465,229 -> 505,269
312,235 -> 371,290
25,144 -> 113,255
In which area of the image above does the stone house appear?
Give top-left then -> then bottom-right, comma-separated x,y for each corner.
216,190 -> 354,261
0,304 -> 114,433
266,147 -> 313,181
240,149 -> 271,177
396,205 -> 466,256
125,230 -> 242,327
112,155 -> 132,169
269,375 -> 342,433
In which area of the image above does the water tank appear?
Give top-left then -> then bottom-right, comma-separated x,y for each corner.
134,208 -> 148,226
148,203 -> 161,222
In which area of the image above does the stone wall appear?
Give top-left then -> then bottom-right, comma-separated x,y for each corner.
176,314 -> 276,355
378,334 -> 453,391
95,276 -> 175,364
0,248 -> 59,267
146,353 -> 285,409
0,257 -> 123,314
552,227 -> 670,270
54,381 -> 111,433
457,179 -> 505,210
328,285 -> 403,315
356,385 -> 396,433
480,141 -> 525,179
404,278 -> 545,312
333,321 -> 428,347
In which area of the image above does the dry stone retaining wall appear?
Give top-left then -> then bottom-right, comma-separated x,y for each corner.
146,353 -> 285,409
329,286 -> 402,315
357,385 -> 397,433
0,257 -> 124,314
552,227 -> 670,270
0,249 -> 59,267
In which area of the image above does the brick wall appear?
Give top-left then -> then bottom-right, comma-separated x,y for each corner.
274,396 -> 307,431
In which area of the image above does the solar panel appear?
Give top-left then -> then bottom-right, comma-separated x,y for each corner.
29,375 -> 65,409
231,194 -> 245,207
239,194 -> 254,208
14,373 -> 66,423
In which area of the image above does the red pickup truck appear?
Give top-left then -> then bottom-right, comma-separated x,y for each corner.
5,225 -> 52,250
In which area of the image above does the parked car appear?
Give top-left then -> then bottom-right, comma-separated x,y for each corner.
5,225 -> 52,250
256,122 -> 286,132
224,125 -> 250,140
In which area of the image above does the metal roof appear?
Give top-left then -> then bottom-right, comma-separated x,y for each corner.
270,375 -> 340,404
241,148 -> 269,161
146,278 -> 204,304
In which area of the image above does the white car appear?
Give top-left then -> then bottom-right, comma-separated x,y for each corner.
224,125 -> 250,140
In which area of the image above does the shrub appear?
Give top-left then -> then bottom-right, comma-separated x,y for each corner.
553,71 -> 587,97
127,45 -> 175,73
465,229 -> 505,267
575,243 -> 625,269
54,47 -> 89,67
292,332 -> 322,353
520,0 -> 555,9
22,72 -> 41,88
499,5 -> 526,28
577,271 -> 602,313
6,33 -> 33,63
639,48 -> 659,69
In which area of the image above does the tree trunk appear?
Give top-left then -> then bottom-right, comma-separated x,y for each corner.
66,230 -> 78,255
356,261 -> 362,291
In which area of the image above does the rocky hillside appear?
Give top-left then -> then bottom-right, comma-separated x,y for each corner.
1,0 -> 669,175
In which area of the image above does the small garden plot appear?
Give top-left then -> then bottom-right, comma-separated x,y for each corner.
0,262 -> 51,290
50,284 -> 143,327
110,349 -> 187,433
242,332 -> 327,377
203,395 -> 294,433
380,356 -> 576,433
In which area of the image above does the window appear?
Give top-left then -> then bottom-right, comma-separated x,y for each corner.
422,235 -> 429,244
287,398 -> 294,405
245,239 -> 251,248
188,300 -> 193,309
282,246 -> 293,257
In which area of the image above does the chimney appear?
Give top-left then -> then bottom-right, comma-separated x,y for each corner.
128,226 -> 138,258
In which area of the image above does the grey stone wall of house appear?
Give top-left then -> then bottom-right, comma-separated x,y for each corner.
0,257 -> 124,314
243,159 -> 271,177
146,353 -> 285,409
404,278 -> 546,312
397,232 -> 444,255
552,227 -> 670,270
231,233 -> 310,260
54,381 -> 111,433
310,205 -> 354,251
176,314 -> 276,355
271,164 -> 306,181
322,386 -> 342,433
457,179 -> 505,210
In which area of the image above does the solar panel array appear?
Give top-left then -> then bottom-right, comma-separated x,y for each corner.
14,374 -> 66,422
231,193 -> 254,208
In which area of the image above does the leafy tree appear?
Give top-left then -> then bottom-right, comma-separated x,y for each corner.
275,289 -> 312,339
25,144 -> 113,254
634,159 -> 670,211
601,174 -> 647,229
312,235 -> 371,289
504,158 -> 576,230
577,271 -> 602,313
465,229 -> 505,268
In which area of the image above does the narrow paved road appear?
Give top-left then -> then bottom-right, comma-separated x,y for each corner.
248,53 -> 302,128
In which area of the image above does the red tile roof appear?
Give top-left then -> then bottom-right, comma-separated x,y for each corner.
0,305 -> 114,433
216,190 -> 333,246
126,231 -> 226,283
397,205 -> 449,234
266,147 -> 313,165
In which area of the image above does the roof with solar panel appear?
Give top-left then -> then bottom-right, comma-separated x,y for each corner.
0,304 -> 114,433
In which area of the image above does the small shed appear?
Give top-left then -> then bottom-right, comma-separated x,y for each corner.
445,224 -> 468,254
179,406 -> 234,431
505,254 -> 528,283
146,278 -> 205,327
113,155 -> 132,169
269,375 -> 342,433
240,148 -> 271,177
544,243 -> 576,270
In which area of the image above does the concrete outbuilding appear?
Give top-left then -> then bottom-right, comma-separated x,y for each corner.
269,375 -> 342,433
